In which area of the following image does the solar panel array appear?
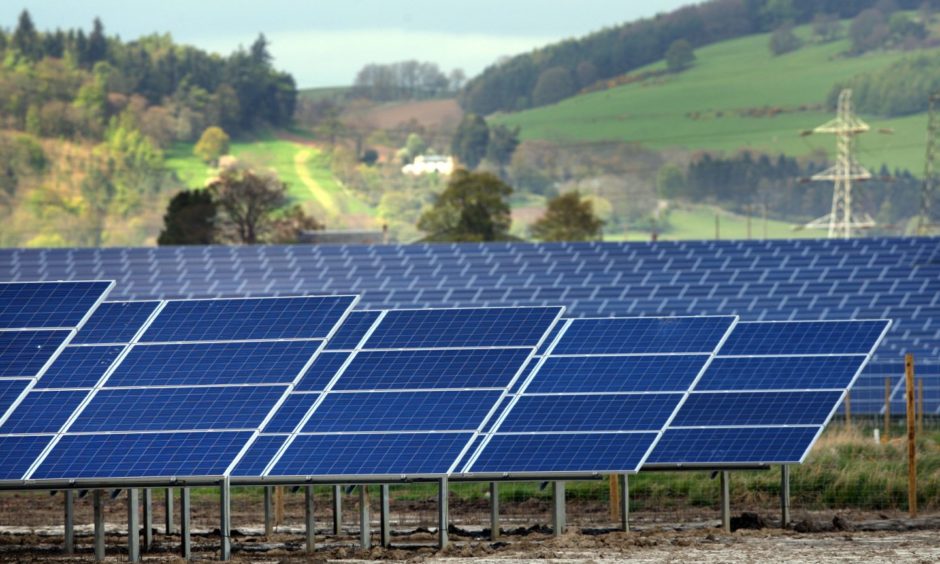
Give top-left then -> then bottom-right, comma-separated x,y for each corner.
0,238 -> 935,413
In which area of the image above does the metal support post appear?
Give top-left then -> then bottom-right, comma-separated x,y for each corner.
439,477 -> 449,549
93,489 -> 105,561
620,474 -> 630,531
380,484 -> 391,547
264,486 -> 274,536
489,482 -> 499,540
164,488 -> 174,535
332,485 -> 342,535
552,481 -> 566,536
128,488 -> 140,562
180,488 -> 191,558
64,490 -> 74,555
359,485 -> 371,549
220,478 -> 232,560
780,465 -> 791,528
305,484 -> 316,553
720,471 -> 731,532
142,488 -> 152,550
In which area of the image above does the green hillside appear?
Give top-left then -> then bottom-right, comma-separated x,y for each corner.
494,24 -> 933,173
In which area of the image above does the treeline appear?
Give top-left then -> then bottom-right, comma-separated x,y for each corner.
0,10 -> 296,143
663,152 -> 920,225
830,52 -> 940,116
459,0 -> 926,115
351,60 -> 465,102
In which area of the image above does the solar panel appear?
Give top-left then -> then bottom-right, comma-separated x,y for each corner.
71,301 -> 160,344
0,331 -> 71,377
0,281 -> 112,329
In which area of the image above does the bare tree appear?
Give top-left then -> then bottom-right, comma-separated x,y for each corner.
208,168 -> 289,244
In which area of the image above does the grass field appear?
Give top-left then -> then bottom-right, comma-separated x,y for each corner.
604,204 -> 818,242
494,22 -> 934,173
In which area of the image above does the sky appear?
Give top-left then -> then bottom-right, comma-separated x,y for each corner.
1,1 -> 692,88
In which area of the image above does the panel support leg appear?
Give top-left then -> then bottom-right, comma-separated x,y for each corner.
263,486 -> 274,536
220,478 -> 232,560
552,481 -> 566,536
780,465 -> 791,528
438,477 -> 449,550
332,485 -> 342,535
142,488 -> 152,551
305,484 -> 316,553
164,488 -> 174,535
620,474 -> 630,532
489,482 -> 499,540
720,471 -> 731,533
64,490 -> 74,555
128,488 -> 140,562
93,490 -> 105,561
380,484 -> 391,547
359,485 -> 370,549
180,488 -> 191,559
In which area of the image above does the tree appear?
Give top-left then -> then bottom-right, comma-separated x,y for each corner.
532,66 -> 576,106
87,18 -> 108,64
486,124 -> 520,168
451,114 -> 489,169
157,189 -> 217,245
417,169 -> 513,242
530,191 -> 604,242
811,13 -> 842,42
267,204 -> 323,243
12,10 -> 41,61
194,126 -> 230,164
850,9 -> 889,54
208,168 -> 290,244
665,39 -> 695,72
769,23 -> 802,55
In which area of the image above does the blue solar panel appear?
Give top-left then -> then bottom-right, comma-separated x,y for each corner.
301,391 -> 503,432
330,349 -> 532,390
140,296 -> 356,342
672,392 -> 843,426
33,346 -> 123,389
0,380 -> 29,412
0,390 -> 86,433
294,352 -> 350,391
268,432 -> 473,476
646,427 -> 820,464
0,330 -> 71,377
70,386 -> 288,432
525,355 -> 710,393
325,310 -> 381,350
719,321 -> 889,356
696,356 -> 865,390
230,434 -> 287,477
364,307 -> 561,349
497,395 -> 683,432
107,341 -> 322,386
468,433 -> 658,473
0,436 -> 53,480
33,431 -> 253,479
0,281 -> 111,329
552,317 -> 735,355
261,394 -> 317,433
72,301 -> 159,344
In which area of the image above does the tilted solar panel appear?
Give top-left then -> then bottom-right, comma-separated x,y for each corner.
0,281 -> 112,329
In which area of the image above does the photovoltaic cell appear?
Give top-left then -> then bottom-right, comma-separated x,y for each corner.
524,355 -> 710,394
364,307 -> 562,349
69,386 -> 288,432
695,356 -> 865,390
497,394 -> 683,432
0,380 -> 29,413
0,281 -> 111,329
33,431 -> 254,479
325,311 -> 381,350
0,436 -> 53,480
671,391 -> 843,426
294,352 -> 350,391
33,346 -> 123,389
107,341 -> 322,386
0,390 -> 87,433
0,330 -> 71,377
646,427 -> 820,464
261,394 -> 317,433
71,301 -> 159,344
267,432 -> 473,476
469,433 -> 659,473
330,349 -> 532,390
140,296 -> 356,342
301,390 -> 503,432
719,321 -> 889,356
552,317 -> 735,355
229,434 -> 287,477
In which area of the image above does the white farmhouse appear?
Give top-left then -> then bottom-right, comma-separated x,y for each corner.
402,155 -> 455,176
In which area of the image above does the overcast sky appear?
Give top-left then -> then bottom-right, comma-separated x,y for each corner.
1,1 -> 691,88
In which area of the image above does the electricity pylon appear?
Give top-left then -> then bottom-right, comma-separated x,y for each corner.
804,89 -> 874,239
916,92 -> 940,235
